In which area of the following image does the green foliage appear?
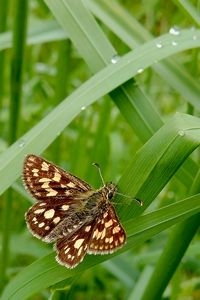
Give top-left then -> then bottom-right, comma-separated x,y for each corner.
0,0 -> 200,299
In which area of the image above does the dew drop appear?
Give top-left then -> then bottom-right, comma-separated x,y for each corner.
156,42 -> 163,49
178,130 -> 185,137
169,26 -> 180,36
81,105 -> 86,111
137,68 -> 144,74
110,54 -> 120,64
18,139 -> 25,147
172,41 -> 178,46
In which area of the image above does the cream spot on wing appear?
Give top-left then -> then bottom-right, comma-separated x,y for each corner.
119,236 -> 125,243
103,212 -> 108,218
45,226 -> 50,230
85,225 -> 91,232
34,208 -> 45,214
41,161 -> 49,171
52,172 -> 61,182
72,235 -> 78,241
32,168 -> 39,176
65,190 -> 71,196
35,192 -> 41,197
77,246 -> 83,256
62,205 -> 69,211
46,188 -> 58,196
96,230 -> 102,240
64,248 -> 70,254
33,173 -> 39,177
39,203 -> 46,206
92,229 -> 98,238
41,182 -> 49,189
74,238 -> 84,249
53,216 -> 60,224
44,209 -> 55,219
109,236 -> 113,243
113,225 -> 120,234
66,182 -> 76,188
39,177 -> 51,182
38,222 -> 45,228
101,228 -> 106,239
105,219 -> 113,228
115,240 -> 119,246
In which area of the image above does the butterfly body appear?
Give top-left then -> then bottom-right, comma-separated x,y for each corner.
23,155 -> 126,268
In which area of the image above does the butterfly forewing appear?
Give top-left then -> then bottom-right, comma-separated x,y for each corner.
23,154 -> 92,202
23,154 -> 93,242
23,154 -> 126,268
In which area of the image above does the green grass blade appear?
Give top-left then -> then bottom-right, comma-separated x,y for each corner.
2,113 -> 200,299
1,29 -> 199,195
2,193 -> 200,300
87,0 -> 200,110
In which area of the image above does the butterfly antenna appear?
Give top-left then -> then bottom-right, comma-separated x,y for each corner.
115,192 -> 143,206
92,163 -> 143,206
92,163 -> 105,186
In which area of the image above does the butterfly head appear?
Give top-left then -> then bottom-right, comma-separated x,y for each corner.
103,182 -> 117,200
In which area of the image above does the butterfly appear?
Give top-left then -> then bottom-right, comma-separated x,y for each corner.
23,154 -> 126,268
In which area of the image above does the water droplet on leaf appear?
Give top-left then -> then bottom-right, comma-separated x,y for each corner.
110,55 -> 120,64
169,26 -> 180,36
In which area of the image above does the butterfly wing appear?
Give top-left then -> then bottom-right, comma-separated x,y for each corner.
55,220 -> 96,268
23,155 -> 93,242
87,205 -> 126,254
55,205 -> 126,268
23,154 -> 92,202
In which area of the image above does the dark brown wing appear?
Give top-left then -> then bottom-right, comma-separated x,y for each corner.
87,205 -> 126,254
55,220 -> 97,268
23,154 -> 93,242
25,199 -> 87,242
55,205 -> 126,268
23,154 -> 92,202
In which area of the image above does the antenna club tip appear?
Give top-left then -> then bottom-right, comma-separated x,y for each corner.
135,198 -> 144,206
92,162 -> 100,168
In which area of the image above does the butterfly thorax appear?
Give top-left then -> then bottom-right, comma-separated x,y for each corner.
76,182 -> 117,218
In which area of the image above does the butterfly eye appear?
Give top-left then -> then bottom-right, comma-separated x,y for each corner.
108,191 -> 114,199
